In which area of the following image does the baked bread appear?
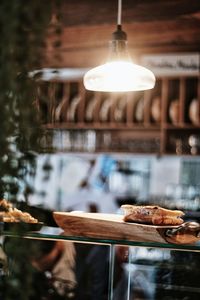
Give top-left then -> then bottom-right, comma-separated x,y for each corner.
121,204 -> 184,225
0,199 -> 38,223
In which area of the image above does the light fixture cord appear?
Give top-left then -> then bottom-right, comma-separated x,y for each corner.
117,0 -> 122,26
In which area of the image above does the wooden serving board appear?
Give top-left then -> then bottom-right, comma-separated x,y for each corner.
53,211 -> 187,244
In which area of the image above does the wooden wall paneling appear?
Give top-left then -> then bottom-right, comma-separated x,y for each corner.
45,8 -> 200,68
60,1 -> 200,26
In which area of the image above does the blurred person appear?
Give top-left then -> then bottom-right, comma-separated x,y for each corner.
2,237 -> 76,300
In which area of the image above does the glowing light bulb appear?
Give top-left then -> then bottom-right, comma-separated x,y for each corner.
84,61 -> 155,92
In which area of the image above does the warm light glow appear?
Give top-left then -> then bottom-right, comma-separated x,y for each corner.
84,61 -> 156,92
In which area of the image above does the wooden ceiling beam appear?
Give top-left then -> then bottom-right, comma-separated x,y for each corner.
59,0 -> 200,26
44,1 -> 200,67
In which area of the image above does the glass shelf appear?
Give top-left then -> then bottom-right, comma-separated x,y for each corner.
2,226 -> 200,252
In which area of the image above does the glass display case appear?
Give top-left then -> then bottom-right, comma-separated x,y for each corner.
1,225 -> 200,300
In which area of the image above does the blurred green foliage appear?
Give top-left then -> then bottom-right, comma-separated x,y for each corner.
0,1 -> 62,299
0,1 -> 52,200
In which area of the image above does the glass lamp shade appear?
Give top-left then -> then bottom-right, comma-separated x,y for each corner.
83,60 -> 156,92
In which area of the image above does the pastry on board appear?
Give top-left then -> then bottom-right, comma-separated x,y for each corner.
121,204 -> 184,225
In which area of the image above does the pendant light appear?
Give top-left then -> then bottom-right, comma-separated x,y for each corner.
83,0 -> 156,92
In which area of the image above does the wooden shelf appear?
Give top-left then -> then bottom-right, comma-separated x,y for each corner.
163,124 -> 200,130
36,75 -> 200,155
43,123 -> 161,131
